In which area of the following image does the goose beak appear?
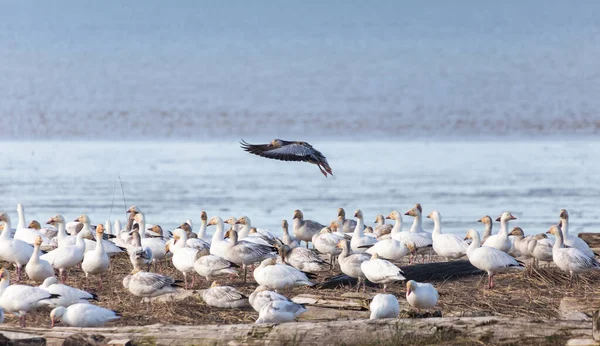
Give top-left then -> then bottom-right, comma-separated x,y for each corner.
495,217 -> 501,222
476,219 -> 482,223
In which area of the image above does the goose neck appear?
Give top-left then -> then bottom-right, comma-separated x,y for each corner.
17,207 -> 26,230
391,218 -> 403,235
198,220 -> 207,238
353,217 -> 364,236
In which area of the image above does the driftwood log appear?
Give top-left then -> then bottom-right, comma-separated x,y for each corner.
0,317 -> 591,346
317,260 -> 482,289
579,233 -> 600,250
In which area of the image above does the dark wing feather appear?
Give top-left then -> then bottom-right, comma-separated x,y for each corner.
240,140 -> 315,162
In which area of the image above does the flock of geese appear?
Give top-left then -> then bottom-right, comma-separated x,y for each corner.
0,203 -> 597,328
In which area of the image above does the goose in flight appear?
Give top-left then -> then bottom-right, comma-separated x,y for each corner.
240,139 -> 333,177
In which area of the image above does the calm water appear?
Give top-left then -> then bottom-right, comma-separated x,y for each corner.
1,140 -> 598,237
1,1 -> 600,139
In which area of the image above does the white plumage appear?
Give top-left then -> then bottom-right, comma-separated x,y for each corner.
547,225 -> 600,282
256,300 -> 307,324
482,212 -> 515,253
201,281 -> 248,308
39,276 -> 97,307
350,210 -> 378,253
369,293 -> 399,319
406,280 -> 439,311
360,253 -> 406,291
428,211 -> 468,260
50,303 -> 120,327
249,285 -> 290,312
253,258 -> 314,290
0,269 -> 57,327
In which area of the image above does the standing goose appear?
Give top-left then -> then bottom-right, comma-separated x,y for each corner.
0,269 -> 59,327
237,216 -> 277,246
464,229 -> 524,289
193,254 -> 239,281
477,216 -> 494,243
406,280 -> 439,312
179,223 -> 211,254
350,210 -> 378,253
373,215 -> 393,238
275,243 -> 329,273
389,211 -> 431,263
427,211 -> 468,260
128,225 -> 154,272
223,229 -> 277,283
369,294 -> 399,319
41,215 -> 91,282
281,220 -> 301,249
240,138 -> 333,177
168,230 -> 201,289
39,276 -> 98,307
546,225 -> 600,285
81,224 -> 110,289
201,281 -> 249,308
207,216 -> 229,258
508,227 -> 532,260
253,257 -> 314,291
25,236 -> 55,283
133,213 -> 168,270
404,204 -> 433,262
197,211 -> 211,242
249,285 -> 290,312
557,209 -> 594,257
337,208 -> 357,233
360,253 -> 406,292
527,233 -> 554,266
337,239 -> 370,292
482,212 -> 514,253
14,204 -> 53,246
0,212 -> 35,282
292,210 -> 325,248
50,303 -> 120,327
312,227 -> 345,268
75,214 -> 124,256
256,300 -> 307,324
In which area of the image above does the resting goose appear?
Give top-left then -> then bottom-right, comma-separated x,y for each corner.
0,268 -> 58,327
292,210 -> 325,248
369,294 -> 399,319
350,210 -> 378,253
558,209 -> 594,257
39,276 -> 98,307
389,211 -> 431,263
508,227 -> 532,260
50,303 -> 120,327
254,257 -> 314,290
404,205 -> 433,262
312,227 -> 344,268
281,220 -> 301,249
428,211 -> 468,260
27,220 -> 58,239
249,285 -> 290,312
477,216 -> 494,243
81,224 -> 110,289
464,229 -> 524,289
179,223 -> 211,254
547,225 -> 600,284
406,280 -> 439,312
0,212 -> 35,281
275,243 -> 329,273
482,212 -> 514,253
41,215 -> 91,282
122,270 -> 180,309
527,233 -> 554,265
201,281 -> 248,308
128,225 -> 154,272
25,236 -> 54,283
14,204 -> 53,246
373,215 -> 393,238
193,254 -> 239,281
223,229 -> 276,283
207,216 -> 229,258
256,300 -> 307,324
360,253 -> 406,292
168,230 -> 201,289
337,239 -> 370,292
337,208 -> 358,233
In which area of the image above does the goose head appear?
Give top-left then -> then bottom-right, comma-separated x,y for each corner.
386,211 -> 401,221
406,280 -> 417,295
336,239 -> 350,250
34,236 -> 44,246
328,221 -> 338,232
463,229 -> 479,241
74,214 -> 90,224
293,210 -> 303,220
50,306 -> 67,327
337,208 -> 346,219
96,224 -> 105,235
533,233 -> 548,241
559,209 -> 569,220
224,216 -> 237,225
495,212 -> 516,222
126,205 -> 141,214
370,252 -> 379,260
133,213 -> 145,223
16,203 -> 24,214
426,211 -> 441,221
46,214 -> 64,225
374,215 -> 385,224
0,212 -> 11,225
179,223 -> 192,233
254,285 -> 269,293
236,216 -> 250,225
148,225 -> 164,237
476,215 -> 492,225
210,281 -> 220,288
207,216 -> 221,226
281,220 -> 288,230
404,204 -> 422,217
509,227 -> 525,237
28,220 -> 41,230
200,211 -> 208,222
364,226 -> 374,234
320,227 -> 332,234
546,225 -> 562,236
354,209 -> 363,219
250,227 -> 258,235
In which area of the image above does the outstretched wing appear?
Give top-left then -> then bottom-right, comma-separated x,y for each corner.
240,139 -> 317,162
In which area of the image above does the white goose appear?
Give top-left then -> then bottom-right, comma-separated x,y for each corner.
527,233 -> 554,265
133,213 -> 168,269
337,239 -> 370,292
201,281 -> 248,308
482,212 -> 514,253
81,224 -> 110,289
249,285 -> 290,312
223,229 -> 276,283
360,253 -> 406,292
0,268 -> 58,327
14,204 -> 53,246
0,212 -> 35,282
256,300 -> 307,324
350,210 -> 378,253
464,229 -> 524,289
373,215 -> 393,238
369,294 -> 399,319
558,209 -> 594,257
404,204 -> 433,262
547,225 -> 600,284
389,211 -> 431,263
508,227 -> 532,260
26,220 -> 58,242
477,215 -> 493,243
41,214 -> 90,282
128,226 -> 153,272
168,230 -> 200,289
208,216 -> 229,258
123,270 -> 180,301
197,211 -> 211,242
193,254 -> 239,281
281,220 -> 301,249
312,227 -> 345,268
74,214 -> 124,256
292,210 -> 325,248
406,280 -> 439,312
253,258 -> 314,291
178,222 -> 211,254
336,208 -> 357,233
25,236 -> 55,283
428,211 -> 468,260
275,243 -> 329,273
50,303 -> 120,327
236,216 -> 276,246
39,276 -> 98,307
